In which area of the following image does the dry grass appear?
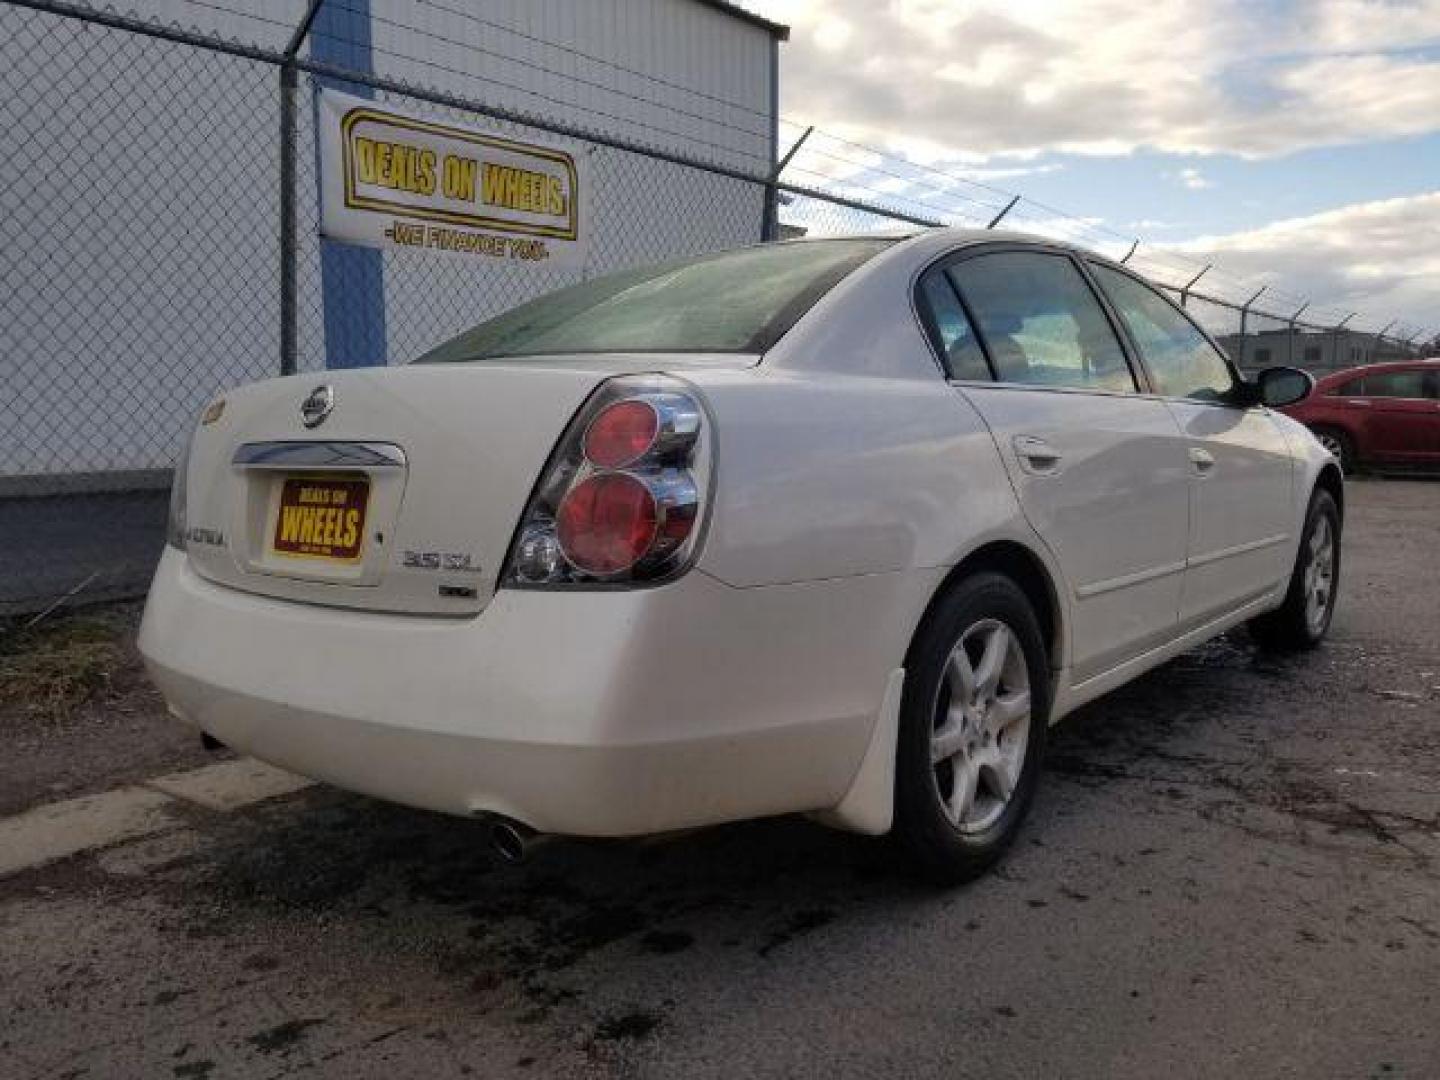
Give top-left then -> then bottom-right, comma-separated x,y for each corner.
0,608 -> 132,723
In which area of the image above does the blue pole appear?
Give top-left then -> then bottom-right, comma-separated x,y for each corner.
310,0 -> 386,368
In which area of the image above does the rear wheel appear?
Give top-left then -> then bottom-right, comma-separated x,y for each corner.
1311,427 -> 1354,475
1249,488 -> 1341,651
894,573 -> 1049,884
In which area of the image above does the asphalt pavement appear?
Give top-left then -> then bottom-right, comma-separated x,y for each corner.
1,478 -> 1437,1079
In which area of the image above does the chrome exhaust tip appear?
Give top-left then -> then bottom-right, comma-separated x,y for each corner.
486,818 -> 543,865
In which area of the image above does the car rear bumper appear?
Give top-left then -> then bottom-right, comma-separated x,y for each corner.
139,547 -> 932,836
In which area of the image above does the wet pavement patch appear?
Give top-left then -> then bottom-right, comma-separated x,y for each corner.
639,929 -> 694,954
246,1017 -> 326,1055
593,1010 -> 664,1042
758,908 -> 837,957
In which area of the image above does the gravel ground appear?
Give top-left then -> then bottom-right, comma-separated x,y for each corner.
0,601 -> 218,817
1,478 -> 1437,1079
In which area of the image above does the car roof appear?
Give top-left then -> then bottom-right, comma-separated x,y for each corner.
792,227 -> 1098,258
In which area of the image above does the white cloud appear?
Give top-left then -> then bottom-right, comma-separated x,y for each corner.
1169,192 -> 1440,332
747,0 -> 1440,160
1177,167 -> 1213,190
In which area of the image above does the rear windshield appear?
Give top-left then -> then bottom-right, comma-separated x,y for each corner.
416,239 -> 894,362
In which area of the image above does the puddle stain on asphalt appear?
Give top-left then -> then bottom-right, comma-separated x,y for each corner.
246,1017 -> 326,1055
593,1009 -> 664,1042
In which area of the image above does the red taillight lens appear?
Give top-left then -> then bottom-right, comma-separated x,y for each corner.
556,472 -> 659,576
503,375 -> 707,587
583,400 -> 659,469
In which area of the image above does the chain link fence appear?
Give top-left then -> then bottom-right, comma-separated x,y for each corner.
2,0 -> 1433,617
1,0 -> 781,616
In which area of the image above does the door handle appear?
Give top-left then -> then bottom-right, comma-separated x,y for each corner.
1013,435 -> 1062,474
1189,446 -> 1216,475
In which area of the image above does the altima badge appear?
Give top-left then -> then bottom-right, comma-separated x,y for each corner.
300,384 -> 335,428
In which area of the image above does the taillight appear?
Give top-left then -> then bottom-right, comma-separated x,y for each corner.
503,375 -> 709,586
582,400 -> 659,469
556,473 -> 658,575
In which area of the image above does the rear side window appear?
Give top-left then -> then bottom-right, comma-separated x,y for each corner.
417,239 -> 894,362
946,252 -> 1135,393
916,268 -> 991,381
1089,263 -> 1236,402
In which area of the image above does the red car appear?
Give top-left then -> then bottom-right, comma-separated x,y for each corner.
1282,361 -> 1440,473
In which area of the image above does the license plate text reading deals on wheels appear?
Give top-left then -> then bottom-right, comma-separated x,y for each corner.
271,477 -> 369,562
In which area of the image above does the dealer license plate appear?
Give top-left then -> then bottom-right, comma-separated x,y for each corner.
271,476 -> 369,562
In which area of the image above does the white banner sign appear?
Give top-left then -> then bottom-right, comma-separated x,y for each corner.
317,89 -> 589,267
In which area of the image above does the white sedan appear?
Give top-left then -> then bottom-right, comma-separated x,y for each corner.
140,230 -> 1342,882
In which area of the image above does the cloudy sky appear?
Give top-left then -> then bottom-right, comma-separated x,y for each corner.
745,0 -> 1440,337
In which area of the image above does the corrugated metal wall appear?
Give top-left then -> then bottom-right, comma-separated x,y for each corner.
366,0 -> 774,171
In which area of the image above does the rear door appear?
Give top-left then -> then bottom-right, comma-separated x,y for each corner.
1088,263 -> 1295,629
1357,368 -> 1440,464
922,248 -> 1192,683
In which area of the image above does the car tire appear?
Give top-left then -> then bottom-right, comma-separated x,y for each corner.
1311,427 -> 1355,475
893,572 -> 1049,885
1249,488 -> 1341,652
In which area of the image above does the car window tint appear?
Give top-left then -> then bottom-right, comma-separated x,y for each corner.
416,239 -> 895,362
1424,371 -> 1440,399
1330,377 -> 1367,396
1090,264 -> 1235,402
917,267 -> 991,381
946,253 -> 1134,392
1362,370 -> 1428,399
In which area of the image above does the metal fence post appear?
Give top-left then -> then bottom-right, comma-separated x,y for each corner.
1286,302 -> 1309,367
279,0 -> 326,377
764,125 -> 812,241
1372,319 -> 1396,363
986,195 -> 1020,229
1331,312 -> 1357,370
1179,264 -> 1211,309
1237,285 -> 1267,370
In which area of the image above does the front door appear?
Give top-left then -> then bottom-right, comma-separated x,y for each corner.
926,250 -> 1192,683
1088,263 -> 1295,628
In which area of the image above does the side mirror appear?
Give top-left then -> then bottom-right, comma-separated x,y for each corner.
1248,366 -> 1314,409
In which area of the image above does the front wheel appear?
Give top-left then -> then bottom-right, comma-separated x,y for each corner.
1249,488 -> 1341,651
893,573 -> 1049,884
1312,427 -> 1355,475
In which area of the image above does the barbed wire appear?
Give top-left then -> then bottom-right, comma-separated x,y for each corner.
19,0 -> 1434,345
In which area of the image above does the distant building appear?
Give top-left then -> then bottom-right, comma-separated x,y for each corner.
1218,328 -> 1421,375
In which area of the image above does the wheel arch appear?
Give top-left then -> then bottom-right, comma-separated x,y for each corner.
1314,461 -> 1344,525
910,539 -> 1065,674
1306,421 -> 1356,459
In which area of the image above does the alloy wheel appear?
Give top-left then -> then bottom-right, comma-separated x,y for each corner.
1304,514 -> 1336,635
930,618 -> 1031,834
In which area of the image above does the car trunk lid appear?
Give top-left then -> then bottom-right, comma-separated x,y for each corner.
182,355 -> 748,615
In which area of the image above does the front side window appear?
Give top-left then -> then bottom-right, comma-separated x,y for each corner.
1090,264 -> 1236,402
916,267 -> 991,381
946,253 -> 1135,392
1361,370 -> 1429,399
417,239 -> 894,362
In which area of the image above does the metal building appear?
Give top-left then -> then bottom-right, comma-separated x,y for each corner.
2,0 -> 788,483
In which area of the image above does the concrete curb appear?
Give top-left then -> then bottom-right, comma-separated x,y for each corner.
0,759 -> 314,877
